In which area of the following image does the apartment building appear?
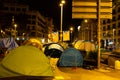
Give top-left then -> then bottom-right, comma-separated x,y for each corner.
0,1 -> 54,40
101,4 -> 120,48
78,19 -> 97,42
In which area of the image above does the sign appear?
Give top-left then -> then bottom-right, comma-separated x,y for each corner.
72,0 -> 112,19
63,31 -> 70,41
52,32 -> 59,42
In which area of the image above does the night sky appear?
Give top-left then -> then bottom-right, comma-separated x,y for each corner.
0,0 -> 82,31
18,0 -> 75,31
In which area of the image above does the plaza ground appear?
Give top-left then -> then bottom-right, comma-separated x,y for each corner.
53,63 -> 120,80
0,54 -> 120,80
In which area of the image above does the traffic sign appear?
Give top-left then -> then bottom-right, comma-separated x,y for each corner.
72,0 -> 112,19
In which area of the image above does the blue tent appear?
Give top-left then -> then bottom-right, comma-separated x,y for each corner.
0,37 -> 18,51
58,48 -> 83,67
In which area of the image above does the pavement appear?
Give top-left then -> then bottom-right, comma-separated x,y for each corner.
0,55 -> 120,80
53,64 -> 120,80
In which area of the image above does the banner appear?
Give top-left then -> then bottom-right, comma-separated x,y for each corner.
52,32 -> 59,42
63,31 -> 70,41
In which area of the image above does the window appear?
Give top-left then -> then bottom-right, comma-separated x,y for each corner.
112,24 -> 116,29
10,7 -> 15,11
32,26 -> 35,30
114,31 -> 116,35
27,20 -> 31,24
22,8 -> 26,12
107,19 -> 111,23
107,25 -> 110,30
103,33 -> 106,37
118,15 -> 120,20
32,21 -> 36,24
103,20 -> 106,24
26,26 -> 30,30
3,7 -> 8,10
118,30 -> 120,35
27,15 -> 31,18
31,32 -> 35,36
112,9 -> 116,15
118,22 -> 120,28
118,38 -> 120,42
112,16 -> 116,21
29,26 -> 32,30
16,8 -> 21,11
118,7 -> 120,12
32,15 -> 36,19
103,26 -> 106,31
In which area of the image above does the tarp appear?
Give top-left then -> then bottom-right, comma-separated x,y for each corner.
58,48 -> 83,67
0,37 -> 18,51
44,43 -> 64,58
0,45 -> 54,78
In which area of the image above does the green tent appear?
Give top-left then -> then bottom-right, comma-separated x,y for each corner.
0,45 -> 54,78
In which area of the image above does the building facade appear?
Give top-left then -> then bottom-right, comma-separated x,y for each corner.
0,1 -> 54,40
78,19 -> 97,42
101,4 -> 120,48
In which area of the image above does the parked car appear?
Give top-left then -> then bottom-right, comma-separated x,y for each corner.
100,48 -> 112,64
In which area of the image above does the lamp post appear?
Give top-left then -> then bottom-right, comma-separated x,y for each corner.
84,19 -> 89,41
70,27 -> 73,43
60,0 -> 65,42
77,26 -> 81,31
84,19 -> 88,23
11,16 -> 17,39
14,23 -> 17,39
77,26 -> 81,40
113,29 -> 115,45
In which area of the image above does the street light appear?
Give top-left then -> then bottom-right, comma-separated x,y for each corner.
84,19 -> 88,23
14,24 -> 17,29
70,27 -> 73,42
84,19 -> 89,41
77,26 -> 81,40
77,26 -> 81,31
60,0 -> 65,42
14,23 -> 17,39
113,29 -> 115,45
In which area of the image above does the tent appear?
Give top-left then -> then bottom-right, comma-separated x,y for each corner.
44,43 -> 64,58
0,45 -> 54,78
74,40 -> 95,52
58,48 -> 83,67
73,40 -> 83,49
74,40 -> 96,59
0,37 -> 18,51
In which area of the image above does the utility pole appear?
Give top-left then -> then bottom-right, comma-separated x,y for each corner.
97,0 -> 101,69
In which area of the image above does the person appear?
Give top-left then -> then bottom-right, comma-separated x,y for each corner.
0,38 -> 54,78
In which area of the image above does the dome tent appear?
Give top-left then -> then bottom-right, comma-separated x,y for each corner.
74,40 -> 95,52
58,48 -> 83,67
74,40 -> 96,60
44,43 -> 64,58
0,45 -> 54,78
0,37 -> 18,51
